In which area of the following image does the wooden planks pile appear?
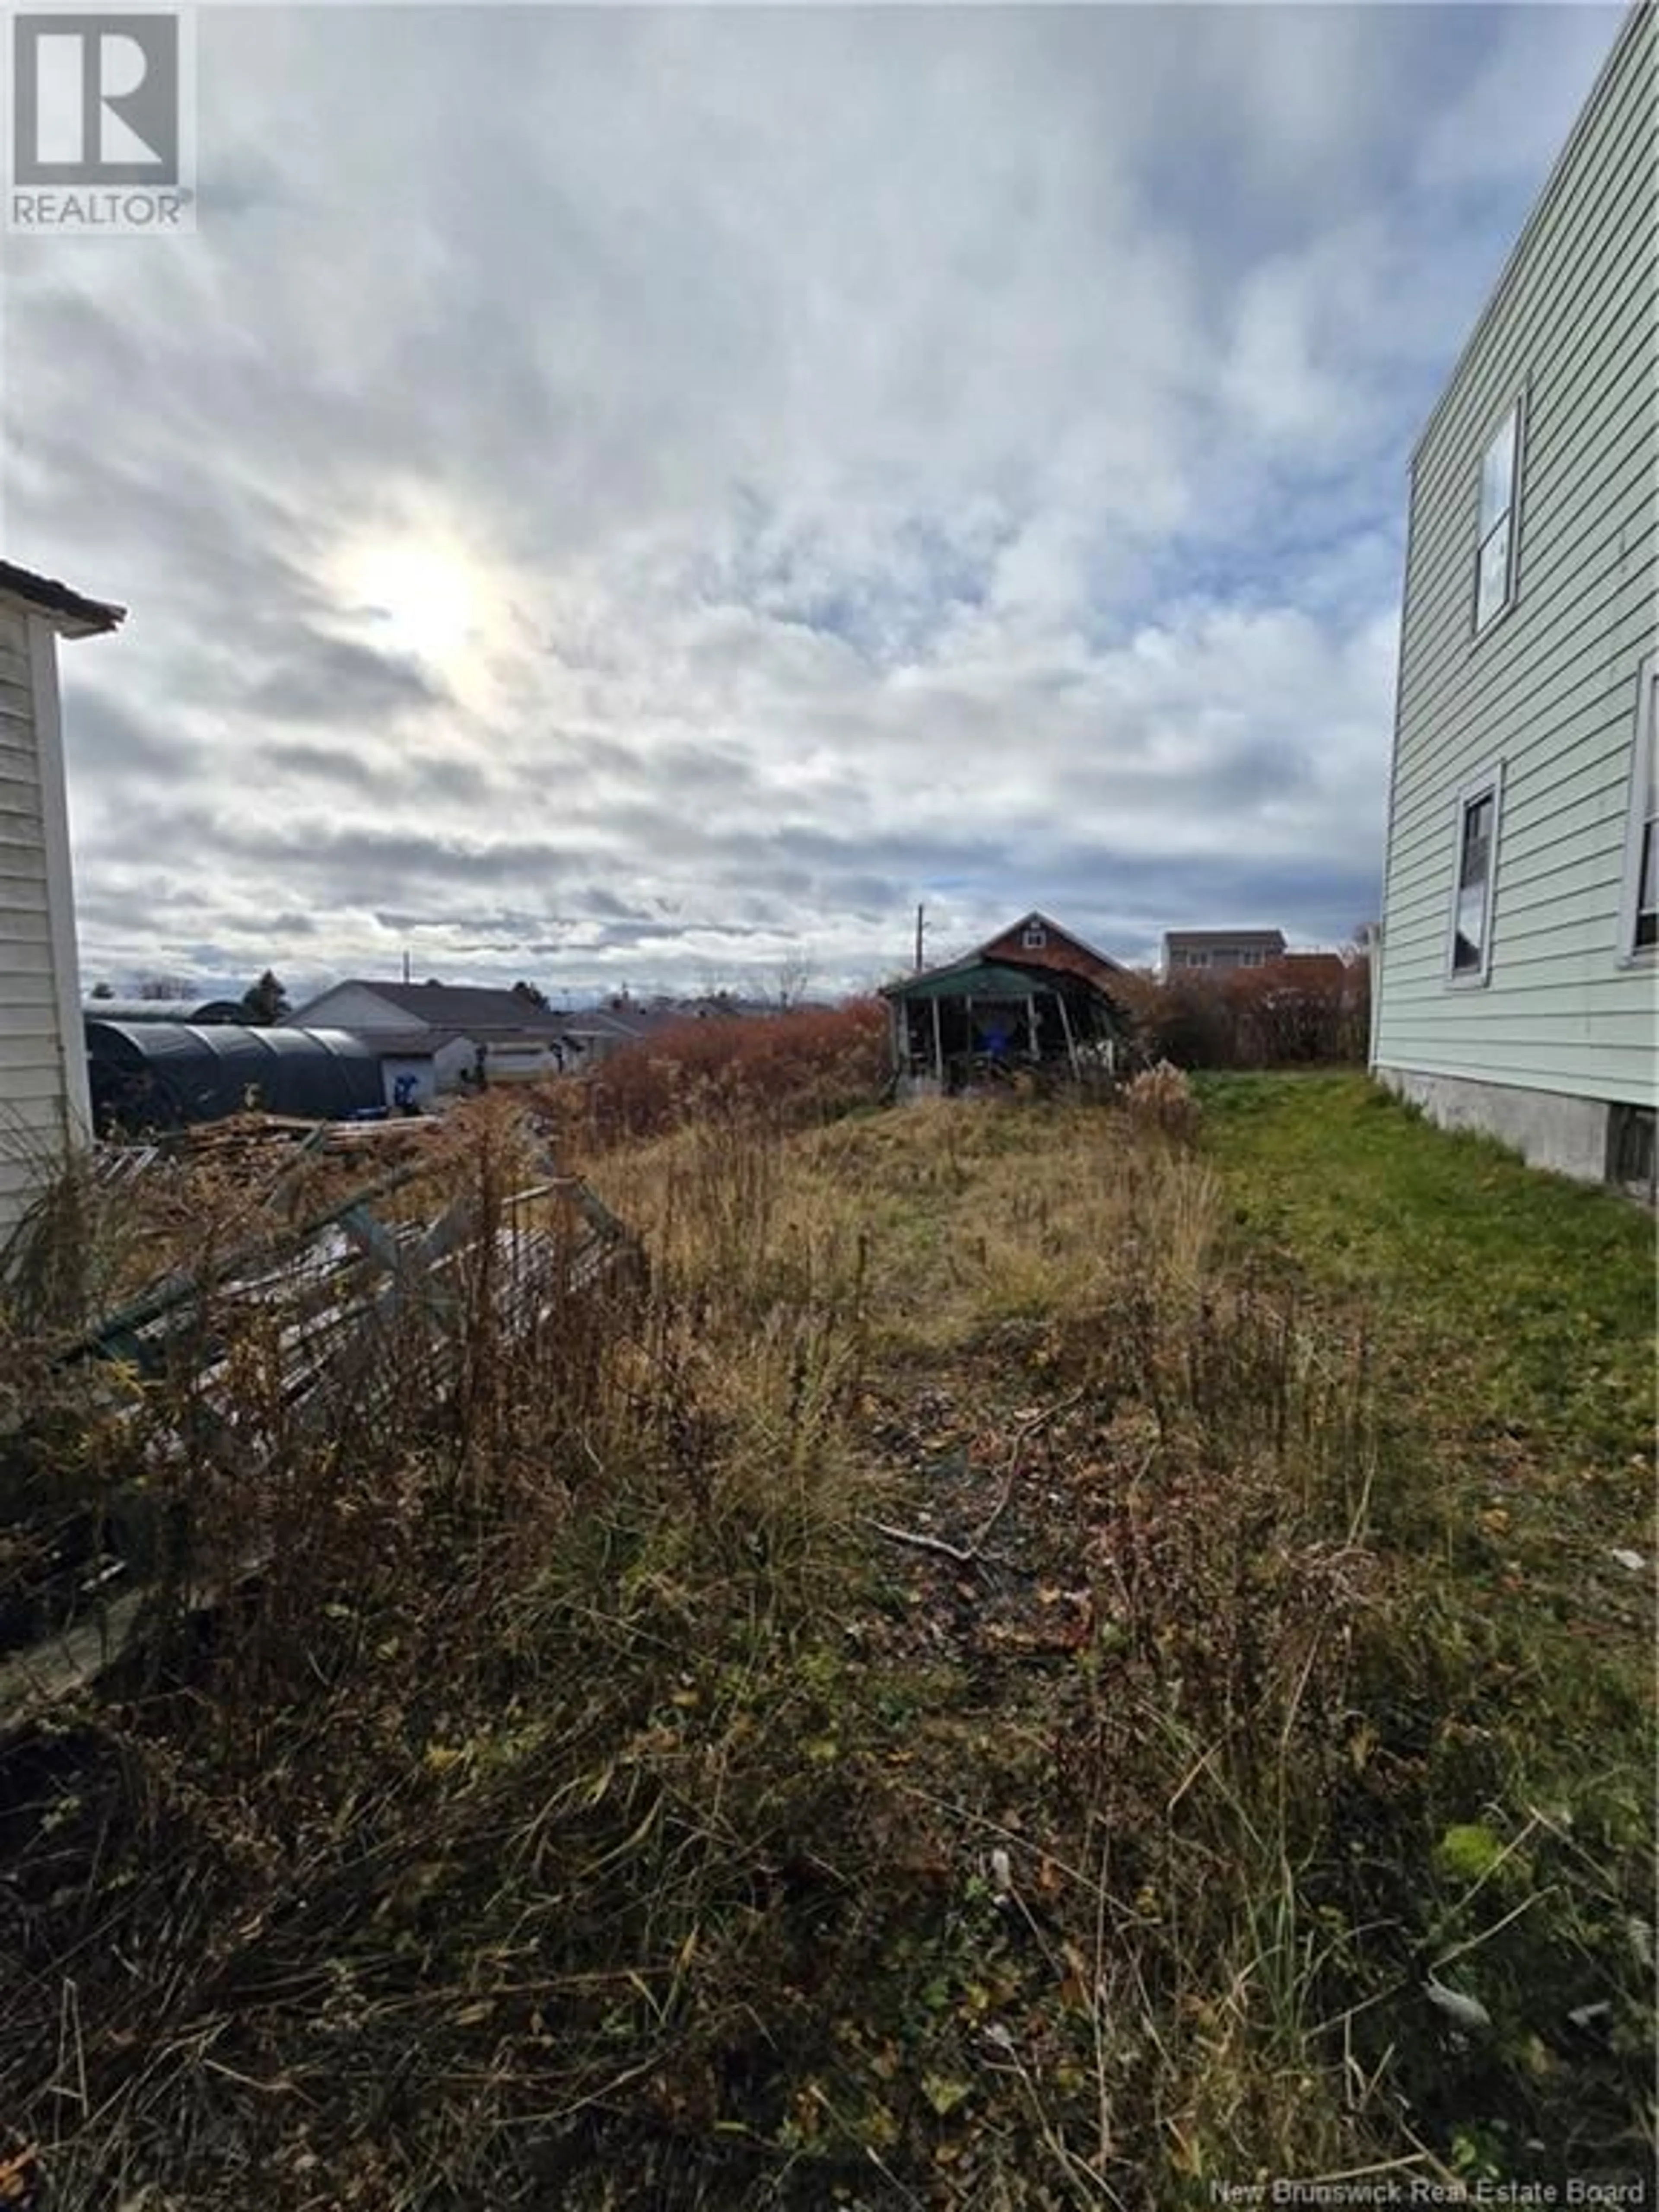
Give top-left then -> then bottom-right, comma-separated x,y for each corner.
0,1117 -> 641,1723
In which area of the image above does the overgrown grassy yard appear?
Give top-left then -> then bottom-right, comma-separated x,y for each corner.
1,1075 -> 1652,2207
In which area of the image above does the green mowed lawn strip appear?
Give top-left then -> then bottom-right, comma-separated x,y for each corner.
1193,1067 -> 1653,1648
1196,1069 -> 1654,1484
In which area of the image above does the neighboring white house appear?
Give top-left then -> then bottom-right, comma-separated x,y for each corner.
1373,3 -> 1656,1194
1162,928 -> 1287,976
0,560 -> 125,1248
287,979 -> 572,1105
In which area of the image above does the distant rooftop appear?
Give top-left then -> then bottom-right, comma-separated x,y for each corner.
303,979 -> 569,1034
567,1004 -> 693,1042
1163,928 -> 1287,951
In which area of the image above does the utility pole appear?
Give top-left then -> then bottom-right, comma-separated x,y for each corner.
915,903 -> 926,973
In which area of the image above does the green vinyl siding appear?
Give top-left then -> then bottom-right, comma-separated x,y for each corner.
1374,2 -> 1658,1112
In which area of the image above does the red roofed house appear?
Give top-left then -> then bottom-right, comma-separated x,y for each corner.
972,911 -> 1130,992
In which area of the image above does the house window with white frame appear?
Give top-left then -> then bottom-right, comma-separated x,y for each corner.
1619,658 -> 1657,957
1021,922 -> 1047,950
1475,400 -> 1522,633
1449,765 -> 1502,981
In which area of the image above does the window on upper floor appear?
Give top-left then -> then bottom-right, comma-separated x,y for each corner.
1448,763 -> 1503,983
1618,656 -> 1657,959
1021,922 -> 1047,950
1474,400 -> 1523,635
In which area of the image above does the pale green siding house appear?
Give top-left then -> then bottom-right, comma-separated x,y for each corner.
1373,3 -> 1656,1194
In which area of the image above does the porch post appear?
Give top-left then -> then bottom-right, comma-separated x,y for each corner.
1053,988 -> 1080,1077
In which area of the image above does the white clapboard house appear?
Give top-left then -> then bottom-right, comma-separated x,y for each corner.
0,560 -> 124,1247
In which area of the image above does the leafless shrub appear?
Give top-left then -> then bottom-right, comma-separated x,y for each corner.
565,1000 -> 888,1148
1120,1059 -> 1202,1147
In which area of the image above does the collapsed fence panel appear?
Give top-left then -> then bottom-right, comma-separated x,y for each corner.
0,1115 -> 643,1725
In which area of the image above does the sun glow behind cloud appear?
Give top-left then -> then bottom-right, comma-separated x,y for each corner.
3,2 -> 1625,994
333,531 -> 496,690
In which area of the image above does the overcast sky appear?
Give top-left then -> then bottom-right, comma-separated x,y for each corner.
4,2 -> 1621,1001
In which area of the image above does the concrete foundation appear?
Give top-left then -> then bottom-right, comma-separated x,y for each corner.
1374,1065 -> 1629,1185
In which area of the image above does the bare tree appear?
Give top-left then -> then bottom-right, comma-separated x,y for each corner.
774,947 -> 816,1011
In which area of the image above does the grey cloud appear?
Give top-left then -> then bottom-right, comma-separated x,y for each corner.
196,820 -> 587,896
261,741 -> 380,792
9,3 -> 1601,992
196,149 -> 295,223
249,635 -> 448,724
61,687 -> 195,782
374,907 -> 574,942
586,888 -> 652,922
416,756 -> 493,804
261,741 -> 489,809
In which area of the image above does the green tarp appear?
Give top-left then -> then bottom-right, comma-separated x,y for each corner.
882,961 -> 1062,1004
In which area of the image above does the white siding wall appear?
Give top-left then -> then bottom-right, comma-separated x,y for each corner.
379,1037 -> 475,1103
0,604 -> 88,1245
1374,4 -> 1657,1112
485,1042 -> 563,1084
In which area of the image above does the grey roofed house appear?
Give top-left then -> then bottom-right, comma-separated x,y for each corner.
1371,3 -> 1656,1195
1162,928 -> 1287,974
286,979 -> 577,1099
0,559 -> 125,1245
289,979 -> 570,1039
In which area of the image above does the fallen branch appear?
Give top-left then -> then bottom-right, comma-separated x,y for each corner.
865,1388 -> 1087,1566
862,1518 -> 984,1567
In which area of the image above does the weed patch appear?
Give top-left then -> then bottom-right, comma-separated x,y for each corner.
0,1083 -> 1651,2206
